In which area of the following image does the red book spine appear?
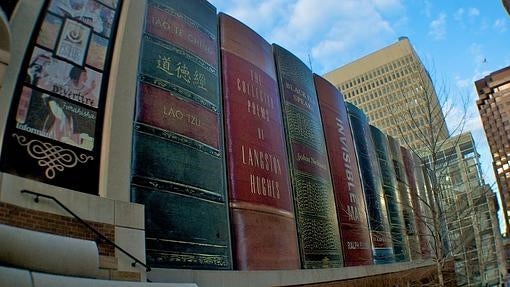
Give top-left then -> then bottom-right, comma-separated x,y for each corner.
219,13 -> 299,270
314,75 -> 373,266
401,147 -> 429,259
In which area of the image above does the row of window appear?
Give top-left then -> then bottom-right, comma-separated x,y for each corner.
339,55 -> 415,90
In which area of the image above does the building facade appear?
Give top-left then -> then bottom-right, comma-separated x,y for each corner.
324,38 -> 507,285
323,37 -> 449,152
475,66 -> 510,235
0,1 -> 454,287
427,133 -> 506,286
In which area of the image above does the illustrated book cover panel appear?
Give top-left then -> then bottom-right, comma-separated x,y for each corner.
0,0 -> 123,194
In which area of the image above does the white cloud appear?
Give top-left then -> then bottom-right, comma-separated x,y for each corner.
265,0 -> 399,73
371,0 -> 404,14
467,7 -> 480,17
311,40 -> 347,60
454,76 -> 470,89
211,0 -> 403,73
445,99 -> 482,137
453,7 -> 479,26
454,8 -> 464,22
428,13 -> 447,40
421,0 -> 433,18
212,0 -> 291,36
493,18 -> 508,32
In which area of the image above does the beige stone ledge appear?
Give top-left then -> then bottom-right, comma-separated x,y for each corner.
0,174 -> 115,224
0,266 -> 32,287
115,226 -> 147,277
148,260 -> 435,287
0,173 -> 144,230
0,224 -> 99,278
0,266 -> 198,287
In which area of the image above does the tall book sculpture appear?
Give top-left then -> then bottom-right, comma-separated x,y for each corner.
131,0 -> 231,269
273,44 -> 342,268
413,152 -> 433,259
314,75 -> 373,266
401,146 -> 429,259
370,125 -> 409,262
219,13 -> 300,270
346,103 -> 394,264
387,136 -> 421,260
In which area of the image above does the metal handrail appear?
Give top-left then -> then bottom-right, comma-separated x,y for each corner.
21,189 -> 151,272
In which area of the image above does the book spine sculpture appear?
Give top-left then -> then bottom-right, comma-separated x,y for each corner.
273,44 -> 342,268
401,146 -> 429,260
314,74 -> 373,266
412,152 -> 433,259
369,125 -> 409,262
219,13 -> 300,270
387,136 -> 421,260
346,102 -> 394,264
131,0 -> 231,269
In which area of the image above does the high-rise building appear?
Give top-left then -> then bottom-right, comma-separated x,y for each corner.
426,132 -> 506,286
324,37 -> 506,285
323,37 -> 449,151
475,66 -> 510,235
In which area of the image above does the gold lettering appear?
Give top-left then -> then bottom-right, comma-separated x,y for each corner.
247,174 -> 281,199
175,62 -> 191,83
162,106 -> 203,128
156,55 -> 174,76
250,174 -> 256,194
193,71 -> 207,92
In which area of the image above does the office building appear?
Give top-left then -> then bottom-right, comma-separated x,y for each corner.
324,37 -> 449,152
475,66 -> 510,235
427,133 -> 506,286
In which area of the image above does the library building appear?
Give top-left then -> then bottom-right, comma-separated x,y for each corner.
0,1 -> 467,286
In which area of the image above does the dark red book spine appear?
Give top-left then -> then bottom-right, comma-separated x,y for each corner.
387,136 -> 421,260
401,147 -> 429,259
219,13 -> 299,270
314,75 -> 373,266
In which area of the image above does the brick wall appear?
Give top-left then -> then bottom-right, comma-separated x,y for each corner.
288,264 -> 444,287
0,202 -> 115,256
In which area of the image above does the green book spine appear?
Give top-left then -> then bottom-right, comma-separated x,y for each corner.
273,44 -> 342,268
131,0 -> 231,269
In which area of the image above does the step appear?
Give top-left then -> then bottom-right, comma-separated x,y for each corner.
110,270 -> 141,282
99,255 -> 118,270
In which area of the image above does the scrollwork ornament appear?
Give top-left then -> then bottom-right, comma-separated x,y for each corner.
12,134 -> 93,179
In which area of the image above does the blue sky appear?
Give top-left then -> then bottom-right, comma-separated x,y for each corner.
210,0 -> 510,231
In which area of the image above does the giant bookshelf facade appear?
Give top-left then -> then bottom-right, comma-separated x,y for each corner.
0,0 -> 437,274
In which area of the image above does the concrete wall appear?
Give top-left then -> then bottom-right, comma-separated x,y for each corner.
148,260 -> 436,287
0,266 -> 197,287
0,0 -> 147,279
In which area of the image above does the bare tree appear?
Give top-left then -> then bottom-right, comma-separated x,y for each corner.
378,59 -> 504,286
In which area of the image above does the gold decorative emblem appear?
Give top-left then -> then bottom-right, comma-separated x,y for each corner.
13,134 -> 93,179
